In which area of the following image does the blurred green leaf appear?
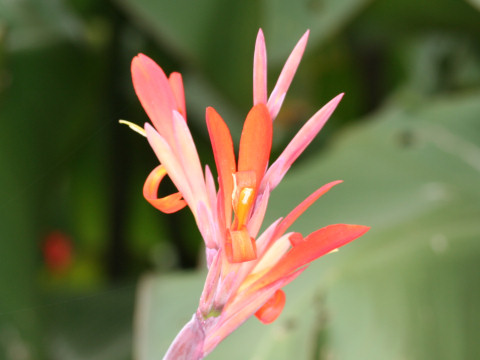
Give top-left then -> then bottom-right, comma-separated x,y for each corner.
0,35 -> 108,357
45,284 -> 135,360
134,272 -> 204,360
0,0 -> 85,50
114,0 -> 370,108
467,0 -> 480,11
135,91 -> 480,359
352,0 -> 480,40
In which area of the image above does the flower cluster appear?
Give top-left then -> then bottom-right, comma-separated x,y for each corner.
129,29 -> 369,359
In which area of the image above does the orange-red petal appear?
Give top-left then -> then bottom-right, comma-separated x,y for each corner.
288,233 -> 304,246
255,289 -> 286,324
254,224 -> 370,290
131,54 -> 176,137
143,165 -> 187,213
206,107 -> 236,226
238,104 -> 272,193
168,72 -> 187,119
225,228 -> 257,263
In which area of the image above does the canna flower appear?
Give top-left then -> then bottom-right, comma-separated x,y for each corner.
129,29 -> 369,360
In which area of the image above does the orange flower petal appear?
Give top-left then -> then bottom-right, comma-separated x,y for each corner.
254,224 -> 370,290
254,289 -> 286,324
206,107 -> 236,226
288,233 -> 304,246
143,165 -> 187,213
225,228 -> 257,263
238,104 -> 272,193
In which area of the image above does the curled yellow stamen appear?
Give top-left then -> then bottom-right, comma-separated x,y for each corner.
119,119 -> 147,137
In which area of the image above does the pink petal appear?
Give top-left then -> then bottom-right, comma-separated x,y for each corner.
145,123 -> 194,208
253,29 -> 268,106
204,165 -> 219,223
272,180 -> 343,242
172,110 -> 207,204
168,72 -> 187,119
267,30 -> 309,120
262,93 -> 343,191
247,183 -> 271,239
196,201 -> 217,249
131,54 -> 177,142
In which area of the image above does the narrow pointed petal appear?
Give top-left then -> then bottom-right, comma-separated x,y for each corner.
255,218 -> 282,256
131,54 -> 176,141
238,104 -> 272,191
172,110 -> 207,204
273,180 -> 343,241
253,29 -> 268,105
204,165 -> 219,223
267,30 -> 309,120
199,251 -> 222,317
247,184 -> 271,239
145,123 -> 194,208
263,94 -> 343,191
206,107 -> 236,226
143,165 -> 187,213
196,201 -> 218,249
255,289 -> 286,324
168,72 -> 187,119
254,224 -> 370,290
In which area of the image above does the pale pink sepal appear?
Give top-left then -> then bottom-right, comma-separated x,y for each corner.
267,30 -> 309,120
199,251 -> 222,315
145,123 -> 195,208
247,183 -> 271,239
262,93 -> 343,192
253,29 -> 268,106
172,110 -> 207,204
196,201 -> 217,249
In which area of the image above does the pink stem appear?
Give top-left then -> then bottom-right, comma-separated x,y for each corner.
163,314 -> 205,360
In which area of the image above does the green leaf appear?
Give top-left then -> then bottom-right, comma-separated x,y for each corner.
134,272 -> 205,359
0,0 -> 85,50
114,0 -> 370,107
45,285 -> 136,360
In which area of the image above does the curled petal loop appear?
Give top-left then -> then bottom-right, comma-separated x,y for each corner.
143,165 -> 187,213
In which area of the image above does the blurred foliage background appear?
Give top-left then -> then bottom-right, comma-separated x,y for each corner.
1,0 -> 480,359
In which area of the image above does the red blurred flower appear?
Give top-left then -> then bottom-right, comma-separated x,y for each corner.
42,230 -> 73,273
